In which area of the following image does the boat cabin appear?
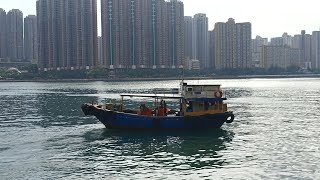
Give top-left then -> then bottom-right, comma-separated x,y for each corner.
103,83 -> 228,117
180,83 -> 228,116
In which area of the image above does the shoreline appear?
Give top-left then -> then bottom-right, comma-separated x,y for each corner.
0,74 -> 320,83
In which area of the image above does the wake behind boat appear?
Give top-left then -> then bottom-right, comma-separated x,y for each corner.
81,82 -> 234,130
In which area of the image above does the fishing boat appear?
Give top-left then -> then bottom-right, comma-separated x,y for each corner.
81,82 -> 234,130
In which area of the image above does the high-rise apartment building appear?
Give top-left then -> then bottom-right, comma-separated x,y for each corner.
184,13 -> 209,69
208,30 -> 215,69
252,36 -> 268,53
292,30 -> 312,68
80,0 -> 98,69
270,37 -> 284,46
98,36 -> 103,65
269,33 -> 293,47
184,16 -> 193,61
214,20 -> 231,69
312,31 -> 320,69
24,15 -> 37,62
37,0 -> 98,71
304,34 -> 312,69
101,0 -> 184,69
252,35 -> 268,68
36,0 -> 48,70
282,32 -> 293,47
155,0 -> 170,68
169,0 -> 185,68
261,45 -> 301,69
6,9 -> 23,61
0,8 -> 6,60
102,0 -> 132,69
236,22 -> 252,68
192,13 -> 209,69
262,45 -> 286,69
214,18 -> 252,69
102,0 -> 148,69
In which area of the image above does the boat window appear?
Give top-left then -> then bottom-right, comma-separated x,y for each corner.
187,87 -> 193,92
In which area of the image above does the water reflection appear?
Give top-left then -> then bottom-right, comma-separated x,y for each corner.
2,79 -> 320,179
79,129 -> 234,170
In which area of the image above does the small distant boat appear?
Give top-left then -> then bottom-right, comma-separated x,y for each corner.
81,82 -> 234,131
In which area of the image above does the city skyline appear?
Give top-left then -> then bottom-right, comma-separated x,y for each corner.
1,0 -> 320,71
1,0 -> 320,38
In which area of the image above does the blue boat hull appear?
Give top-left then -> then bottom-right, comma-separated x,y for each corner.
82,104 -> 234,130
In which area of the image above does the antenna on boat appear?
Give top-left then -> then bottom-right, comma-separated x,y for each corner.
197,67 -> 200,85
180,63 -> 185,85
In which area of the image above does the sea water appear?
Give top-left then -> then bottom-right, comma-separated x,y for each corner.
0,78 -> 319,179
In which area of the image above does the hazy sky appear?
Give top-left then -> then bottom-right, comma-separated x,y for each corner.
1,0 -> 320,38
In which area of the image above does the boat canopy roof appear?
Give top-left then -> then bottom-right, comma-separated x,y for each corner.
186,98 -> 227,102
120,94 -> 227,101
120,93 -> 183,99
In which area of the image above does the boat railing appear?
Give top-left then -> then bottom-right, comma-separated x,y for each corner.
184,90 -> 227,99
152,88 -> 180,94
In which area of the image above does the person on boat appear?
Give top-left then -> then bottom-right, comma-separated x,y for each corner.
138,104 -> 153,116
157,100 -> 169,116
204,101 -> 209,111
186,101 -> 193,112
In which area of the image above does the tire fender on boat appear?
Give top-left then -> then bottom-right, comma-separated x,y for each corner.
226,114 -> 234,124
214,91 -> 223,98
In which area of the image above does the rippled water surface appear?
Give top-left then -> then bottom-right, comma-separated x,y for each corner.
0,78 -> 319,179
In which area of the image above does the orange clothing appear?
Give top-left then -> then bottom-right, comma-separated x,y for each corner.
140,108 -> 153,116
145,108 -> 153,116
158,107 -> 165,116
157,107 -> 170,116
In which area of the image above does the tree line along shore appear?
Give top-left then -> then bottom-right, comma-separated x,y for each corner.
0,64 -> 319,81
